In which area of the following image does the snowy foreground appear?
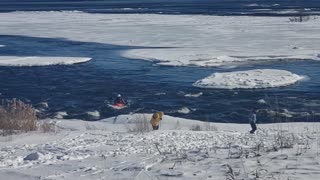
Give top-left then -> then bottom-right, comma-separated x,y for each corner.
1,114 -> 320,180
193,69 -> 305,89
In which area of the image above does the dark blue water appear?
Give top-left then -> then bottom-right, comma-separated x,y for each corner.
0,1 -> 320,123
0,0 -> 320,16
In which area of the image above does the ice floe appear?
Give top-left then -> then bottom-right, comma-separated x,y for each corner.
54,111 -> 68,119
184,92 -> 203,97
0,56 -> 91,66
177,107 -> 191,114
193,69 -> 305,89
257,99 -> 267,104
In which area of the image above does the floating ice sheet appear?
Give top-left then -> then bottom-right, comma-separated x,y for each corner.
193,69 -> 305,89
0,56 -> 91,66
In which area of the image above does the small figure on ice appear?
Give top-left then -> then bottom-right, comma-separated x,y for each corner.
150,111 -> 164,130
249,109 -> 258,134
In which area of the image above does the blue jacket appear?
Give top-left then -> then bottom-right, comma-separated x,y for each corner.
250,113 -> 257,123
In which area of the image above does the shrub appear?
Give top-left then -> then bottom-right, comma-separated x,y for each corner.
274,132 -> 295,149
125,114 -> 151,133
289,15 -> 311,22
85,122 -> 98,130
204,121 -> 218,131
39,121 -> 56,133
0,99 -> 37,135
190,122 -> 217,131
190,124 -> 202,131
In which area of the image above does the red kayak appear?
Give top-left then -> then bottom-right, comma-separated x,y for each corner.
114,103 -> 125,107
108,103 -> 127,109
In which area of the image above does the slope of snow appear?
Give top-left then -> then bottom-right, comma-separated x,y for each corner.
0,56 -> 91,66
1,114 -> 320,180
193,69 -> 305,89
0,11 -> 320,67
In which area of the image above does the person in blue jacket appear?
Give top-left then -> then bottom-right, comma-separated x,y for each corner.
249,109 -> 258,134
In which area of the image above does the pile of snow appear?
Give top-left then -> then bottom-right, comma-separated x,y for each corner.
23,152 -> 44,161
193,69 -> 305,89
0,56 -> 91,66
0,12 -> 320,67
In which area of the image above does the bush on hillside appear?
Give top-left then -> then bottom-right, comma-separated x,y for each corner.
125,114 -> 151,133
0,99 -> 37,135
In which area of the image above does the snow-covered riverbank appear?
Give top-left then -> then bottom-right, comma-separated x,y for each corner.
1,114 -> 320,180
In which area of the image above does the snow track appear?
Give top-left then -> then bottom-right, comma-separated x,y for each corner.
1,117 -> 320,179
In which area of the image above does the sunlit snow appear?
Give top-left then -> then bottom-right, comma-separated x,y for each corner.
1,115 -> 320,179
193,69 -> 305,89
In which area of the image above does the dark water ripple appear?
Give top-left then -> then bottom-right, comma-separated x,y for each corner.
0,0 -> 319,16
0,35 -> 320,123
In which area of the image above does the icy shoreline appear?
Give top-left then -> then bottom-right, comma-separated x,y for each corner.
0,11 -> 319,67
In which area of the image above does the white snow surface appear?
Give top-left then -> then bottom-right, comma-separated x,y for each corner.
1,114 -> 320,180
0,11 -> 320,67
193,69 -> 305,89
0,56 -> 91,66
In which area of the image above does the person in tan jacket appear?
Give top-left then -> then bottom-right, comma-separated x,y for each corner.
150,112 -> 164,130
